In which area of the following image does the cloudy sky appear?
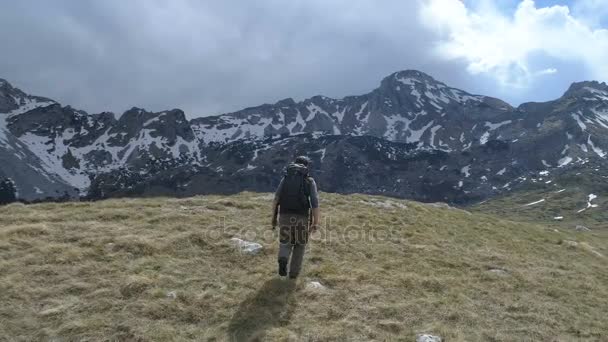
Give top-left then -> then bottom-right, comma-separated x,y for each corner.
1,0 -> 607,118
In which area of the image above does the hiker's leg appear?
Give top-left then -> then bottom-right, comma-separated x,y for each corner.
277,221 -> 293,276
278,223 -> 293,259
278,243 -> 291,276
289,217 -> 309,278
278,241 -> 292,259
289,243 -> 306,278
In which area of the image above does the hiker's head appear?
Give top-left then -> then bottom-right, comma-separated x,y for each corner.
295,156 -> 311,167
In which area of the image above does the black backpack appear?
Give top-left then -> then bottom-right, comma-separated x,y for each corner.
278,163 -> 311,215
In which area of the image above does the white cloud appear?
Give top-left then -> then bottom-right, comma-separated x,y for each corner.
573,0 -> 608,28
420,0 -> 608,88
537,68 -> 557,75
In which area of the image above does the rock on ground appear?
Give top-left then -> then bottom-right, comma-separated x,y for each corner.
252,194 -> 275,201
488,268 -> 509,276
305,281 -> 327,291
424,202 -> 472,215
230,238 -> 263,255
416,334 -> 442,342
359,199 -> 407,209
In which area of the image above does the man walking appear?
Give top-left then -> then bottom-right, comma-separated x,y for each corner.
272,156 -> 320,279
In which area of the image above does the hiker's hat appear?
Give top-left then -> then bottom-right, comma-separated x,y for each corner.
295,156 -> 311,166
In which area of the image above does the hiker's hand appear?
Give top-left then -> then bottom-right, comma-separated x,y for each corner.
309,224 -> 320,234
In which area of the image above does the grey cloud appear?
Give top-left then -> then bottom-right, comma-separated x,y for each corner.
0,0 -> 586,118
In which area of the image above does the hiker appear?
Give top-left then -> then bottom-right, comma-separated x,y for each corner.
272,156 -> 320,279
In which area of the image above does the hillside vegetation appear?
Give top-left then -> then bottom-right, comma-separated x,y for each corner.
474,174 -> 608,230
1,192 -> 607,341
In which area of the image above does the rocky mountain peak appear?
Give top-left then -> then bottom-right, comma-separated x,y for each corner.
274,98 -> 296,107
0,78 -> 20,93
164,108 -> 188,121
0,79 -> 56,118
0,78 -> 10,89
563,80 -> 608,99
380,70 -> 440,91
0,79 -> 41,102
391,69 -> 436,81
121,107 -> 147,119
0,79 -> 24,113
377,69 -> 492,109
108,107 -> 196,149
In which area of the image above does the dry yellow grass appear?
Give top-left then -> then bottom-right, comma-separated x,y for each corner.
0,192 -> 607,341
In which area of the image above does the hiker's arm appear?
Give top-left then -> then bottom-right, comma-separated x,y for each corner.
311,207 -> 320,227
271,199 -> 279,229
309,179 -> 321,230
271,179 -> 284,228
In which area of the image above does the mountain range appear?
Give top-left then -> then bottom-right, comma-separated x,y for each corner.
1,70 -> 607,204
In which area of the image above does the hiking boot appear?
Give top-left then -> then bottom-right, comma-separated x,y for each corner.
278,258 -> 288,277
289,273 -> 299,279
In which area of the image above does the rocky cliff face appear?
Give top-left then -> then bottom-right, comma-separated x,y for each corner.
1,71 -> 607,203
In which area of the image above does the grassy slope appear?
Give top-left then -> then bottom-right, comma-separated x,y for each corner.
473,185 -> 608,230
0,193 -> 607,341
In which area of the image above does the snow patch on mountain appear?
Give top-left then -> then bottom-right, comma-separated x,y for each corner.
20,132 -> 90,189
316,148 -> 327,161
0,115 -> 8,144
334,107 -> 346,124
572,113 -> 587,131
485,120 -> 512,130
587,135 -> 606,158
306,104 -> 328,121
461,165 -> 471,177
384,115 -> 410,141
408,119 -> 434,143
591,108 -> 608,128
584,87 -> 608,101
429,125 -> 442,149
396,77 -> 419,86
524,199 -> 545,206
287,111 -> 307,133
480,132 -> 490,145
7,98 -> 56,118
449,89 -> 484,103
577,194 -> 599,213
558,156 -> 573,167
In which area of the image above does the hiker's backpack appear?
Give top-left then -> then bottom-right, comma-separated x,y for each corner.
278,163 -> 311,215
